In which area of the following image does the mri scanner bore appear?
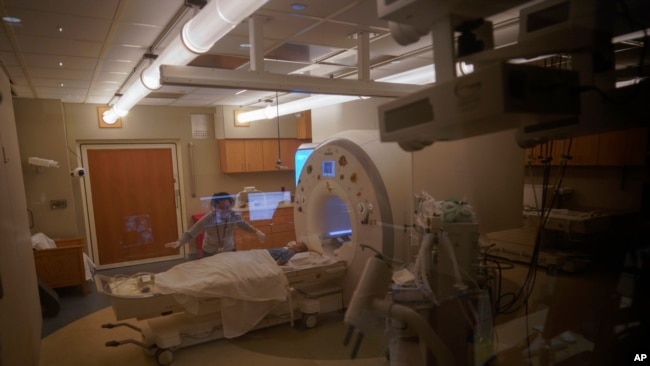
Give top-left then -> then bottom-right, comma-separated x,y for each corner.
294,130 -> 412,303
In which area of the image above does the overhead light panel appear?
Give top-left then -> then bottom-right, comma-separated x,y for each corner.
102,0 -> 269,124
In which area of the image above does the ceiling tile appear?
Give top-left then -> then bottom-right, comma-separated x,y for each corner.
112,23 -> 165,47
102,44 -> 147,62
22,54 -> 97,70
2,0 -> 119,19
16,35 -> 103,57
121,0 -> 184,26
6,8 -> 111,42
3,0 -> 642,109
30,77 -> 90,88
0,51 -> 19,66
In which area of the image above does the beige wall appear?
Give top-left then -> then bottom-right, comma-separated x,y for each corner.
1,70 -> 42,366
13,96 -> 645,250
412,130 -> 526,234
311,97 -> 391,143
15,99 -> 79,238
13,100 -> 299,243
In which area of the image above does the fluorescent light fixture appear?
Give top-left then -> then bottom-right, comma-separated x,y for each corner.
377,64 -> 436,85
102,0 -> 268,123
2,16 -> 21,23
612,28 -> 650,43
616,77 -> 646,88
237,94 -> 364,123
328,229 -> 352,236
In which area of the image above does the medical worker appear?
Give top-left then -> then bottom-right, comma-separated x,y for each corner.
165,192 -> 265,257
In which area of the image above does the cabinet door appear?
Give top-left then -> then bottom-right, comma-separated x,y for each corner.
270,207 -> 295,247
262,139 -> 280,171
244,140 -> 264,171
236,212 -> 272,250
551,139 -> 574,166
219,140 -> 246,173
272,231 -> 296,247
625,127 -> 648,166
296,110 -> 312,139
279,139 -> 301,170
597,130 -> 627,166
571,135 -> 599,165
525,143 -> 554,165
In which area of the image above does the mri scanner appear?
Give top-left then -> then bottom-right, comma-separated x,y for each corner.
293,129 -> 413,303
296,130 -> 486,365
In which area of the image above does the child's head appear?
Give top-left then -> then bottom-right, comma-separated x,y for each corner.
211,192 -> 233,210
287,241 -> 308,252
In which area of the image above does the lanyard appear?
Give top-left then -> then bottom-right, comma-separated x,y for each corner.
215,212 -> 229,248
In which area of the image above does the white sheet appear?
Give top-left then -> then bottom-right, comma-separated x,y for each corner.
153,250 -> 288,338
286,251 -> 336,268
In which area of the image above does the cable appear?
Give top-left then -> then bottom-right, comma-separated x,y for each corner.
275,91 -> 281,168
496,137 -> 573,318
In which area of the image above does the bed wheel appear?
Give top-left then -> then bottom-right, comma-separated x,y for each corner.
155,348 -> 174,366
302,313 -> 318,329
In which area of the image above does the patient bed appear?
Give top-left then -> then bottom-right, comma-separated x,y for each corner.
96,249 -> 346,365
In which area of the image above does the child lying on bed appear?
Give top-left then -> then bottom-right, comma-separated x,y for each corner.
267,241 -> 308,265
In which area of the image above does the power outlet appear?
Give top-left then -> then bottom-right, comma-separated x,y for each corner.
50,199 -> 67,209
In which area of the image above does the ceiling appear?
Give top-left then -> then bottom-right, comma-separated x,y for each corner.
0,0 -> 648,110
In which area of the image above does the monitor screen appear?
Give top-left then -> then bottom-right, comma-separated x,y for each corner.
295,148 -> 314,185
247,192 -> 287,221
322,160 -> 335,177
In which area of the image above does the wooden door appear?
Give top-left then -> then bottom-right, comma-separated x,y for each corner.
82,144 -> 183,267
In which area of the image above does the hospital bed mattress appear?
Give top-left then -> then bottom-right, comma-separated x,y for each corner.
95,252 -> 346,322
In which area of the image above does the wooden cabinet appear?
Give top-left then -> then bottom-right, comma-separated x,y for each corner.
262,139 -> 280,170
598,130 -> 627,166
218,139 -> 246,172
296,110 -> 312,139
219,138 -> 308,173
624,127 -> 648,166
571,134 -> 599,166
279,139 -> 303,170
235,206 -> 295,250
597,127 -> 648,166
525,127 -> 647,167
244,140 -> 264,171
33,237 -> 88,295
